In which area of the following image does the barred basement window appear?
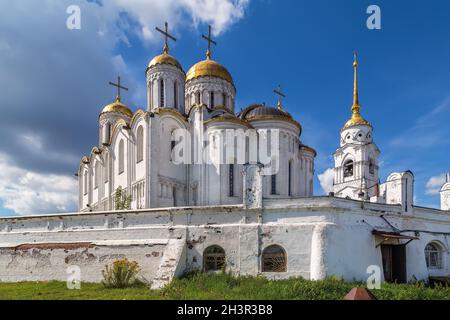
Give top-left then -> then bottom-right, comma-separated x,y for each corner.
262,245 -> 287,272
203,245 -> 226,272
229,164 -> 234,197
425,242 -> 443,269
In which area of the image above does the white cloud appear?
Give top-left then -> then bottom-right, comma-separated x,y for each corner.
0,153 -> 78,215
425,174 -> 447,196
109,0 -> 249,41
318,168 -> 334,194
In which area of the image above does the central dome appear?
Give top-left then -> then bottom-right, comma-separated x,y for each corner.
186,59 -> 233,85
239,104 -> 293,120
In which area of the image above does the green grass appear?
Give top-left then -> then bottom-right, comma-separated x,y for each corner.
0,273 -> 448,300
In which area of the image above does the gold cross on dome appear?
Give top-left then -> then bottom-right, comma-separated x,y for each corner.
155,22 -> 177,54
108,76 -> 128,102
274,85 -> 286,110
202,25 -> 217,60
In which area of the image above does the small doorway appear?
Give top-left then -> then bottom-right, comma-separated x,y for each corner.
381,244 -> 406,283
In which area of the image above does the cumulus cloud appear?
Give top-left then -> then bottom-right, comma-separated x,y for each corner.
318,168 -> 334,194
110,0 -> 249,40
425,174 -> 447,195
0,153 -> 77,215
0,0 -> 249,215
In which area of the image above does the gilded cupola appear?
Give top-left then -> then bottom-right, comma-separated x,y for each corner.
186,59 -> 233,85
342,52 -> 371,130
185,25 -> 236,114
147,22 -> 185,113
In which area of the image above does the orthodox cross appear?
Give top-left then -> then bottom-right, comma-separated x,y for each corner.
109,76 -> 128,102
274,85 -> 286,110
202,25 -> 217,60
155,22 -> 177,54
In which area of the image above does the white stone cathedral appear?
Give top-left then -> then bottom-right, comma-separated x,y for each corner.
77,28 -> 316,212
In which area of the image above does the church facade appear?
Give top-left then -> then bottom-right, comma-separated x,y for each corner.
0,27 -> 449,287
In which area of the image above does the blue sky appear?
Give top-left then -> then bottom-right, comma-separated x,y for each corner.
0,0 -> 449,215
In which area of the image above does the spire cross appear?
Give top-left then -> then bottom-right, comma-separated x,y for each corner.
108,76 -> 128,102
274,85 -> 286,110
202,25 -> 217,60
155,22 -> 177,54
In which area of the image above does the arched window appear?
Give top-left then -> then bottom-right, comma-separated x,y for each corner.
174,81 -> 178,109
210,91 -> 215,108
262,245 -> 287,272
229,164 -> 234,197
118,140 -> 124,174
103,155 -> 109,183
102,122 -> 111,145
203,245 -> 226,272
271,174 -> 277,195
160,79 -> 165,107
136,126 -> 144,163
288,161 -> 292,196
83,171 -> 88,195
196,91 -> 201,105
94,162 -> 100,189
222,93 -> 227,107
369,159 -> 375,175
344,160 -> 354,178
425,242 -> 443,269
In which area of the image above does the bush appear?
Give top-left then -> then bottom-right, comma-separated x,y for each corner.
102,259 -> 141,288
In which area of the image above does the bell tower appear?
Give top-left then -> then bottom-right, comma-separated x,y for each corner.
333,53 -> 380,200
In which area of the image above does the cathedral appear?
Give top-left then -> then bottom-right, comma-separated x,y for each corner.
77,24 -> 315,212
0,25 -> 449,287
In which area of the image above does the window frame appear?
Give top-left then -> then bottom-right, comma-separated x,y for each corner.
262,244 -> 287,273
203,245 -> 226,272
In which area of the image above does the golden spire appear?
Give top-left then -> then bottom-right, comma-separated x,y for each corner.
342,51 -> 371,129
202,25 -> 217,60
352,51 -> 359,110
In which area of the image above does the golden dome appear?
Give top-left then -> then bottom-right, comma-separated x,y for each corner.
101,98 -> 133,117
186,59 -> 233,85
148,53 -> 184,72
343,109 -> 371,129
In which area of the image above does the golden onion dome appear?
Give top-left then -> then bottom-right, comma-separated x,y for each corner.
147,53 -> 184,73
186,59 -> 233,85
342,110 -> 371,129
101,98 -> 133,117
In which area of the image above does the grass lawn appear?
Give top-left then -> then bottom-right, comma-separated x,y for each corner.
0,273 -> 449,300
